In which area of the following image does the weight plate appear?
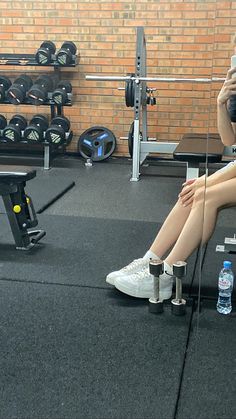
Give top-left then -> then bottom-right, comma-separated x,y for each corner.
41,40 -> 56,54
3,125 -> 21,142
24,125 -> 42,142
27,86 -> 48,105
50,116 -> 70,132
0,114 -> 7,130
45,125 -> 65,145
128,122 -> 143,158
0,76 -> 12,90
56,50 -> 72,66
52,88 -> 67,105
9,114 -> 27,131
7,85 -> 25,104
30,114 -> 49,131
78,126 -> 116,162
125,76 -> 135,107
57,80 -> 72,93
61,41 -> 77,55
15,74 -> 33,90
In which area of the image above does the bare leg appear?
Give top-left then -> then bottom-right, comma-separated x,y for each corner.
150,199 -> 191,258
165,178 -> 236,266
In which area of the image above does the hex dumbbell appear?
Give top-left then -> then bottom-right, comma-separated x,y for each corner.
149,260 -> 164,314
52,81 -> 72,105
3,114 -> 27,142
45,116 -> 70,145
56,41 -> 77,65
27,75 -> 54,105
171,261 -> 187,316
7,75 -> 33,105
24,114 -> 49,143
0,76 -> 12,102
35,41 -> 56,65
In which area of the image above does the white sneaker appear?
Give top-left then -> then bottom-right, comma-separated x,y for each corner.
106,258 -> 149,286
114,266 -> 173,299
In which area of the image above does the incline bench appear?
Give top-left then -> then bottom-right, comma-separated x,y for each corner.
0,165 -> 46,250
173,133 -> 225,180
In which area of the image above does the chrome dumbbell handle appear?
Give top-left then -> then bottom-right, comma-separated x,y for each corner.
149,260 -> 164,314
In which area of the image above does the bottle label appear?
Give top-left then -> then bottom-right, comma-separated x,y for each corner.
219,278 -> 231,289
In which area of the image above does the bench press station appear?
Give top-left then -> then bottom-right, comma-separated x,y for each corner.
86,26 -> 230,181
0,165 -> 46,250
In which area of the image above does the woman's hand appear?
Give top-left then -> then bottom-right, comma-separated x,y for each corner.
178,178 -> 203,207
217,67 -> 236,105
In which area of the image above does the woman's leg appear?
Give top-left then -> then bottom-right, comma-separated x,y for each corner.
165,178 -> 236,266
149,199 -> 192,258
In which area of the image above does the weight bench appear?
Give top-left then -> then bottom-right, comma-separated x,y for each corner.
0,165 -> 46,250
173,133 -> 224,180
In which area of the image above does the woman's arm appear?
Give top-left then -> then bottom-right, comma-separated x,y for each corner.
217,67 -> 236,146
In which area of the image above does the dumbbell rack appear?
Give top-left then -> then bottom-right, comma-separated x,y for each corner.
0,52 -> 78,169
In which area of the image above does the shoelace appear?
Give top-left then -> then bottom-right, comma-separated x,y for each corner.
122,259 -> 147,272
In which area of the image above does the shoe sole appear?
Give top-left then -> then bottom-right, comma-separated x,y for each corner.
114,281 -> 172,300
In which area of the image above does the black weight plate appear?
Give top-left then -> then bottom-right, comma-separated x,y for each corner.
27,86 -> 48,105
78,126 -> 116,162
51,116 -> 70,132
45,125 -> 65,145
7,85 -> 25,104
128,122 -> 143,158
125,77 -> 135,107
57,80 -> 72,93
61,41 -> 77,55
41,40 -> 56,54
30,114 -> 49,131
14,74 -> 33,91
0,114 -> 7,130
24,125 -> 42,142
52,89 -> 67,105
9,114 -> 27,130
36,74 -> 54,91
0,75 -> 12,90
56,50 -> 72,66
3,125 -> 21,142
0,86 -> 5,102
35,48 -> 51,65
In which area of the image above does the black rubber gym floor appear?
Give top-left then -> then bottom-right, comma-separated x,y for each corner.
0,157 -> 235,419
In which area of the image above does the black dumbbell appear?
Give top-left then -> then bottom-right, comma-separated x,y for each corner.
52,80 -> 72,105
3,114 -> 27,142
0,76 -> 12,102
56,41 -> 77,65
35,41 -> 56,65
45,116 -> 70,145
7,74 -> 33,105
24,114 -> 49,143
0,115 -> 7,130
27,75 -> 54,106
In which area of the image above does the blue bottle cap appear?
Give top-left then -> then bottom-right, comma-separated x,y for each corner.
223,260 -> 232,269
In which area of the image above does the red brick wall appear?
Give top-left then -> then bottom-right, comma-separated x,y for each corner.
0,0 -> 234,156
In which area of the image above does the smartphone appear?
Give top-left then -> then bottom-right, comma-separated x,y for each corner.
231,55 -> 236,77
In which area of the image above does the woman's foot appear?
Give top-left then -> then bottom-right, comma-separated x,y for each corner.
114,266 -> 173,299
106,258 -> 150,286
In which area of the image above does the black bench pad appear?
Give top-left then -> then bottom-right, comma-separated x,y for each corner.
0,165 -> 36,182
174,133 -> 224,163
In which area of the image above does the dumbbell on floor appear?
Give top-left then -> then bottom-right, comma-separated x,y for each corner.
52,81 -> 72,105
24,114 -> 49,143
0,76 -> 12,102
3,114 -> 27,142
45,116 -> 70,145
27,75 -> 54,106
56,41 -> 77,65
35,41 -> 56,65
7,75 -> 33,105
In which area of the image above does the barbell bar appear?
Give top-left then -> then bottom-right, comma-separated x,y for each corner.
86,75 -> 225,83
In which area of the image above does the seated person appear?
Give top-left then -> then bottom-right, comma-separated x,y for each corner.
106,66 -> 236,299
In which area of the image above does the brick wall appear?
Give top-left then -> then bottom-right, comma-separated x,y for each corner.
0,0 -> 234,156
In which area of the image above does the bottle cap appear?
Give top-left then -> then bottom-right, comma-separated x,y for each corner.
223,260 -> 232,269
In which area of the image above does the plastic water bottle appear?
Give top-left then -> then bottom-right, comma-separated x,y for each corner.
216,261 -> 234,315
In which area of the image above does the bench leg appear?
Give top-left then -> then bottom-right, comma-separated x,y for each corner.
1,182 -> 46,250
